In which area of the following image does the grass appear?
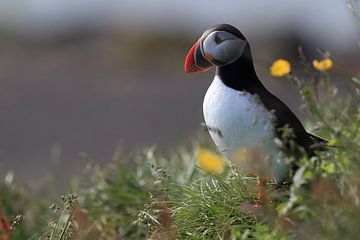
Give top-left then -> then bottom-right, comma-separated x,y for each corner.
171,175 -> 261,239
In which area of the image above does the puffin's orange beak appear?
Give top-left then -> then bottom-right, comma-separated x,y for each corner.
184,39 -> 213,74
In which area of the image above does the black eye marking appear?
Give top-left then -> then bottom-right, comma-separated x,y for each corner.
214,33 -> 225,44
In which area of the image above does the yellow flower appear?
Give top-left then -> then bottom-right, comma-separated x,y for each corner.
270,59 -> 291,77
313,58 -> 333,71
196,148 -> 225,174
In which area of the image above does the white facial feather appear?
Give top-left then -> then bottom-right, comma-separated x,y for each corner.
202,31 -> 246,65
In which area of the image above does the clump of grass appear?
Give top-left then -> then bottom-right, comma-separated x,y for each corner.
171,174 -> 261,239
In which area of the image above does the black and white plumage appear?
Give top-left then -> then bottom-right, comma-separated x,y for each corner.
185,24 -> 325,183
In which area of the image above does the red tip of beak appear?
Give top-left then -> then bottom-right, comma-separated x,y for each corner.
184,40 -> 202,74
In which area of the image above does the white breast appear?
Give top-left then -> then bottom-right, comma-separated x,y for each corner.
203,76 -> 288,181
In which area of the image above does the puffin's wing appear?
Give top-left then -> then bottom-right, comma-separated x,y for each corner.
257,91 -> 318,155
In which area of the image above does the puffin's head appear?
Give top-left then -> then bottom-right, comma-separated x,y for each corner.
184,24 -> 248,74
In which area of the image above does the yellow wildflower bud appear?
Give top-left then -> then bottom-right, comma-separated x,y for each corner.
196,148 -> 225,174
270,59 -> 291,77
312,58 -> 333,71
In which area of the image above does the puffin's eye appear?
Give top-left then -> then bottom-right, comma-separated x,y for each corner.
213,31 -> 238,45
214,33 -> 224,45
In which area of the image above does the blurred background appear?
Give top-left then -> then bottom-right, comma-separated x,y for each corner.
0,0 -> 358,181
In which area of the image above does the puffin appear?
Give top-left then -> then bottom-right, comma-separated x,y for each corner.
184,24 -> 325,205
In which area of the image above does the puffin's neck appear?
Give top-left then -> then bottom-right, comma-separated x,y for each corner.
215,44 -> 265,94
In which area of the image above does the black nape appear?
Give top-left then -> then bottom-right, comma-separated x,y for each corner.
216,44 -> 265,94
